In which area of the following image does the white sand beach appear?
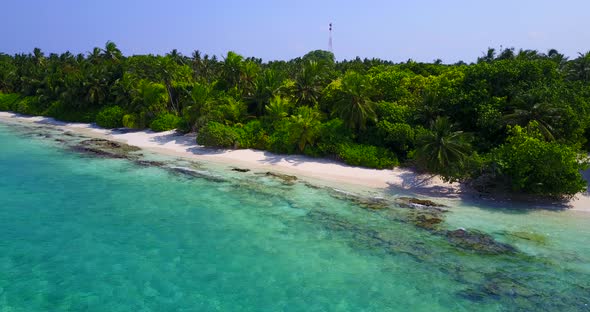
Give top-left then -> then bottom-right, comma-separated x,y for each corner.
2,111 -> 589,211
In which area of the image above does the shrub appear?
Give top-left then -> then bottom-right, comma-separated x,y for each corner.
122,114 -> 139,129
0,93 -> 20,111
490,122 -> 588,198
316,118 -> 353,155
150,113 -> 181,132
240,120 -> 269,149
337,143 -> 399,169
45,101 -> 98,122
10,96 -> 44,115
197,121 -> 244,148
96,106 -> 125,128
377,121 -> 415,155
266,119 -> 297,154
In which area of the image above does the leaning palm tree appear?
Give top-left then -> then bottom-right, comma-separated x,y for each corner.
503,101 -> 561,141
333,71 -> 376,131
414,116 -> 472,178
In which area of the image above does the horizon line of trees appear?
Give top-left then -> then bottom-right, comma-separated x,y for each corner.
1,42 -> 590,198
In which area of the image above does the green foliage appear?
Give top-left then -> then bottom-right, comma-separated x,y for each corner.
375,101 -> 412,124
150,113 -> 181,132
45,100 -> 98,122
377,121 -> 415,155
267,119 -> 297,154
96,106 -> 125,128
337,143 -> 399,169
122,114 -> 140,129
239,120 -> 269,150
197,121 -> 244,148
3,44 -> 590,197
0,93 -> 20,111
288,106 -> 322,152
265,95 -> 292,122
316,118 -> 353,155
491,122 -> 588,198
414,117 -> 472,181
332,71 -> 376,131
7,96 -> 45,115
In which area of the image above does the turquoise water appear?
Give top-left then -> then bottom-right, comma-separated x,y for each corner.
1,121 -> 589,311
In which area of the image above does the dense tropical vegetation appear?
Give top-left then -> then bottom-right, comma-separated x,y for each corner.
1,43 -> 589,198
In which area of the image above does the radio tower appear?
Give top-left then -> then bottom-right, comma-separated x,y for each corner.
328,23 -> 333,52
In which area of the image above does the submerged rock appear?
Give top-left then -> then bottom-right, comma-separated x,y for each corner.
168,166 -> 226,183
71,138 -> 141,159
231,167 -> 251,173
397,197 -> 446,209
410,211 -> 444,230
446,228 -> 517,254
502,231 -> 548,245
264,171 -> 298,184
134,160 -> 166,167
351,196 -> 391,210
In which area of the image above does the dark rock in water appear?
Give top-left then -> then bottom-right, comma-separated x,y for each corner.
302,182 -> 322,190
446,228 -> 517,254
231,167 -> 250,173
306,210 -> 433,262
265,171 -> 298,184
168,167 -> 226,183
397,197 -> 446,209
71,138 -> 141,159
351,196 -> 391,210
501,231 -> 548,245
411,212 -> 444,230
134,160 -> 166,167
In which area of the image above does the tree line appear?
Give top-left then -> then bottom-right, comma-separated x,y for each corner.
1,42 -> 589,198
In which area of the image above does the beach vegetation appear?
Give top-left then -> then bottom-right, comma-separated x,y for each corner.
96,105 -> 125,128
2,44 -> 590,197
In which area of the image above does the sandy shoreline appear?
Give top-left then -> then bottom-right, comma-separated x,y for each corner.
2,111 -> 589,211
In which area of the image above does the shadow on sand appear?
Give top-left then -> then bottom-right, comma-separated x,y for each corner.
386,169 -> 589,213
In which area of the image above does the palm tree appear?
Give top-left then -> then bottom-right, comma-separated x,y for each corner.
477,48 -> 496,63
496,47 -> 515,61
32,48 -> 45,66
240,61 -> 260,97
503,101 -> 561,141
102,41 -> 122,62
222,51 -> 244,88
84,67 -> 109,107
248,69 -> 284,116
265,95 -> 291,122
414,117 -> 472,178
516,49 -> 541,61
333,71 -> 376,131
191,50 -> 203,79
568,51 -> 590,82
88,47 -> 102,64
293,60 -> 323,106
132,80 -> 169,119
289,106 -> 322,152
167,49 -> 185,65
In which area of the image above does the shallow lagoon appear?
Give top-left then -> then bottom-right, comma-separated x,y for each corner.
0,121 -> 589,311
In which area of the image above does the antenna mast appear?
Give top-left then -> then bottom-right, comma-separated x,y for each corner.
329,22 -> 333,52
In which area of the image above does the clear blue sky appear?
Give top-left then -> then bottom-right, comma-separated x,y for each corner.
1,0 -> 589,63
